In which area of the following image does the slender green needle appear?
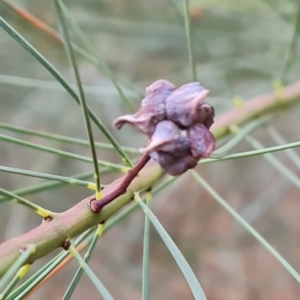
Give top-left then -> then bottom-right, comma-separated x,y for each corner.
53,0 -> 102,199
183,0 -> 196,81
59,0 -> 135,112
245,135 -> 300,190
202,140 -> 300,164
142,192 -> 152,300
0,170 -> 116,203
211,117 -> 271,159
0,165 -> 98,190
0,187 -> 52,217
135,194 -> 207,300
0,17 -> 133,167
68,244 -> 113,300
280,1 -> 300,83
167,0 -> 233,93
0,74 -> 136,97
63,224 -> 105,300
268,127 -> 300,170
0,122 -> 139,154
69,42 -> 144,98
6,236 -> 92,300
0,245 -> 35,294
191,171 -> 300,283
0,134 -> 124,171
0,264 -> 32,300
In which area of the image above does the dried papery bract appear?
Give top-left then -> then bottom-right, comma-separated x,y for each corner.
150,151 -> 198,176
113,80 -> 216,176
113,79 -> 175,136
165,82 -> 210,128
140,121 -> 195,176
140,121 -> 189,154
188,124 -> 216,159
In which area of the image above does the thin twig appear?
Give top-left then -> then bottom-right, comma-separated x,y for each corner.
90,154 -> 151,212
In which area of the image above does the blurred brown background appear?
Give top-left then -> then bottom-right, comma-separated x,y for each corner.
1,0 -> 300,299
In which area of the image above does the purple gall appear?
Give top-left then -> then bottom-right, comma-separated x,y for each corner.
113,80 -> 216,176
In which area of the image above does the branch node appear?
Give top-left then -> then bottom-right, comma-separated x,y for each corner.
146,187 -> 152,193
62,240 -> 71,251
19,246 -> 27,254
86,197 -> 95,208
90,199 -> 103,213
43,215 -> 53,222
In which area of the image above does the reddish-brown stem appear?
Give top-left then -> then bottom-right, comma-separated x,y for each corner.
90,154 -> 151,212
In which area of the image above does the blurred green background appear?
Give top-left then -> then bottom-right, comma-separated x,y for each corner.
1,0 -> 300,299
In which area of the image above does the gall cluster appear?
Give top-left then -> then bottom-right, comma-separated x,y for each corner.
114,80 -> 215,176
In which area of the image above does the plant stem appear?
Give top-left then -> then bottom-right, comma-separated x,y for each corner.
0,161 -> 164,278
90,154 -> 151,212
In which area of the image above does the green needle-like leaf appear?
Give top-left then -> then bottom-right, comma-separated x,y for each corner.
142,192 -> 152,300
183,0 -> 197,81
5,237 -> 91,300
268,127 -> 300,170
0,122 -> 139,154
245,135 -> 300,190
0,245 -> 35,295
68,244 -> 113,300
59,0 -> 135,113
211,117 -> 271,159
53,0 -> 101,199
0,74 -> 136,97
0,16 -> 133,167
0,170 -> 115,203
202,140 -> 300,164
0,264 -> 32,300
0,165 -> 98,190
280,1 -> 300,82
191,171 -> 300,283
135,194 -> 207,300
0,134 -> 124,171
63,224 -> 105,300
0,187 -> 52,217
